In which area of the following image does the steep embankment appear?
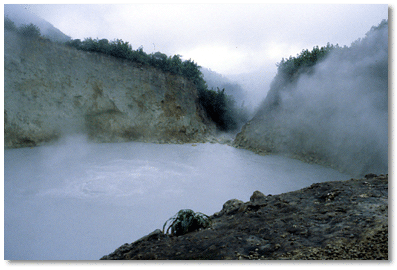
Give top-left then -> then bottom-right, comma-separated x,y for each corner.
4,30 -> 215,148
101,174 -> 388,260
234,21 -> 388,177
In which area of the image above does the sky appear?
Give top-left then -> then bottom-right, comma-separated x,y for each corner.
10,2 -> 388,76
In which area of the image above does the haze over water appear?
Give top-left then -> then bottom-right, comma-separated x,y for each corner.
4,135 -> 350,260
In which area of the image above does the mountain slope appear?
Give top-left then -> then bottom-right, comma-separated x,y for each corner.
5,4 -> 71,42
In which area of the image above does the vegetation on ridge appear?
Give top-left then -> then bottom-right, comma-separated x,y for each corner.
64,37 -> 244,131
275,19 -> 388,83
276,43 -> 338,81
5,17 -> 41,39
5,16 -> 243,132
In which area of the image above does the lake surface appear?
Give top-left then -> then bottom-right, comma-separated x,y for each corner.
4,135 -> 350,260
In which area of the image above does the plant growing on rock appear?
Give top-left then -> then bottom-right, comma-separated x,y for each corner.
163,209 -> 212,236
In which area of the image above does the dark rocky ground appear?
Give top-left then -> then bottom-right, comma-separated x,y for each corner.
100,174 -> 388,260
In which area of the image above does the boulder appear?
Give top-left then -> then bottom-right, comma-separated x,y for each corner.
250,190 -> 266,202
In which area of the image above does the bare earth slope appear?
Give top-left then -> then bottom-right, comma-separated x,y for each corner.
4,30 -> 214,148
101,174 -> 388,260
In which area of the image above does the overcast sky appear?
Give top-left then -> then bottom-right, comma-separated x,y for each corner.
15,3 -> 388,76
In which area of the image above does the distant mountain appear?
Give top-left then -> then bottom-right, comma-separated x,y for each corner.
200,66 -> 275,115
227,67 -> 276,108
200,67 -> 248,106
4,4 -> 71,43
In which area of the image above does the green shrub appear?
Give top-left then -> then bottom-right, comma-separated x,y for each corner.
65,38 -> 82,49
133,47 -> 149,64
163,209 -> 212,236
168,54 -> 183,74
198,87 -> 238,131
18,23 -> 41,38
108,39 -> 132,59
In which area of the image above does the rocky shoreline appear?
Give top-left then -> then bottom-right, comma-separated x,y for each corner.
100,174 -> 388,260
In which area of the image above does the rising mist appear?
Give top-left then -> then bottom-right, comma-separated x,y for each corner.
238,20 -> 388,177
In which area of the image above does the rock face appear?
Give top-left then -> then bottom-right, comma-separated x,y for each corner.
101,174 -> 388,260
4,30 -> 215,148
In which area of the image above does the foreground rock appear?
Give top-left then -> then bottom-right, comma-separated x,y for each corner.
101,174 -> 388,260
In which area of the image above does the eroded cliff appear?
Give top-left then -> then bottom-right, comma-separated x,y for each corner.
4,30 -> 215,148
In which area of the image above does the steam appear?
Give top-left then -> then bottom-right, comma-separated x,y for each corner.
248,21 -> 388,177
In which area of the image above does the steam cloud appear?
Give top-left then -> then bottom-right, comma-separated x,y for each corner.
248,21 -> 388,177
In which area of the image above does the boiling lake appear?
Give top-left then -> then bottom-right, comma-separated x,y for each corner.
4,135 -> 350,260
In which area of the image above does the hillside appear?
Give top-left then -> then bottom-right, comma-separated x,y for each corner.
234,20 -> 388,177
4,5 -> 71,43
4,30 -> 215,148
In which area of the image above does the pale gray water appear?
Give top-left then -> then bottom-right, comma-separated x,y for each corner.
4,135 -> 350,260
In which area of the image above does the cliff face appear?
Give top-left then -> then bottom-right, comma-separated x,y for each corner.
4,30 -> 215,148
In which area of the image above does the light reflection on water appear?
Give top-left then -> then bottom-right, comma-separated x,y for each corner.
4,135 -> 350,260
